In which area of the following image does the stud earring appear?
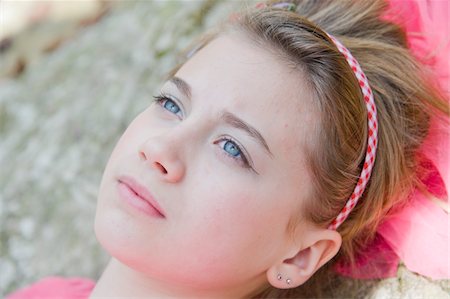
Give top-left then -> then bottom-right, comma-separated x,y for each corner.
277,273 -> 282,280
286,278 -> 292,285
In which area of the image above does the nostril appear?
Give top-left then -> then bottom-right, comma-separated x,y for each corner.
154,162 -> 168,174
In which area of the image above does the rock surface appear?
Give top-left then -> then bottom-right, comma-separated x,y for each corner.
1,1 -> 448,298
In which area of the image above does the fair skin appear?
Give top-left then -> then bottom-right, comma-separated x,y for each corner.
91,33 -> 341,298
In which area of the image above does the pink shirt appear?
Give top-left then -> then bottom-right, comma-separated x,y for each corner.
5,276 -> 95,299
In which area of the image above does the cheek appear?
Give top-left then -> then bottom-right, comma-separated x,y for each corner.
102,109 -> 155,174
102,119 -> 142,171
175,179 -> 285,276
115,112 -> 149,150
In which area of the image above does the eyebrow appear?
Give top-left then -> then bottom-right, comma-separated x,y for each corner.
220,111 -> 273,158
169,76 -> 192,100
168,76 -> 274,158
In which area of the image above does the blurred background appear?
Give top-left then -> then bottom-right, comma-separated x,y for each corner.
0,0 -> 448,297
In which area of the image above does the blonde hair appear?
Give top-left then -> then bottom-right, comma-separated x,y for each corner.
164,0 -> 449,297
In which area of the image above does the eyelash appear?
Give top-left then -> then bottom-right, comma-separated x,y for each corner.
151,93 -> 256,173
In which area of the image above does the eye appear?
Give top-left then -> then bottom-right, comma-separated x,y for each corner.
216,136 -> 257,174
152,93 -> 183,117
217,138 -> 247,166
163,99 -> 180,114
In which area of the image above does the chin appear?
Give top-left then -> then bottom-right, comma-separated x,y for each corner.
93,201 -> 113,254
94,189 -> 143,265
94,208 -> 129,263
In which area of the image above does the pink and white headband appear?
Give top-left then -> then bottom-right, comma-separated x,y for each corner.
325,35 -> 378,230
254,2 -> 379,230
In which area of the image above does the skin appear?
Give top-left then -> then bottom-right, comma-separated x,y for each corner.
91,33 -> 341,299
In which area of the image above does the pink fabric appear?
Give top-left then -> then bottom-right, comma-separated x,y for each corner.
335,0 -> 449,280
334,232 -> 400,279
385,0 -> 449,190
5,276 -> 95,299
378,190 -> 449,279
377,154 -> 449,279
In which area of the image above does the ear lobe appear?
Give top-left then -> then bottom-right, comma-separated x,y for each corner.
267,229 -> 341,289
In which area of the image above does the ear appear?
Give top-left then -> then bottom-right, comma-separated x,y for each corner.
266,228 -> 342,289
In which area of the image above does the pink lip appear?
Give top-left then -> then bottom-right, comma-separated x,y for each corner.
117,175 -> 166,218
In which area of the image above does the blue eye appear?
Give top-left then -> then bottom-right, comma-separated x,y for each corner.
223,140 -> 241,157
216,137 -> 255,172
163,99 -> 180,114
152,94 -> 182,117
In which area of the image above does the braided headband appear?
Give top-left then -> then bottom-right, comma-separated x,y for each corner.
253,2 -> 379,230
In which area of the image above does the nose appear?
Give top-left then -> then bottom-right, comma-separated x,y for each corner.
138,136 -> 185,183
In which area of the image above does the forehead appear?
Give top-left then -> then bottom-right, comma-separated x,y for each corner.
179,34 -> 311,107
175,33 -> 318,163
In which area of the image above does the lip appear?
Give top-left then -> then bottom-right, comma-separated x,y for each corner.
117,175 -> 166,218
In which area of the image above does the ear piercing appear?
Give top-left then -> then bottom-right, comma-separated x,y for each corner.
276,273 -> 291,285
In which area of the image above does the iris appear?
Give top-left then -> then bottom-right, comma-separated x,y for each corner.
163,99 -> 180,114
224,140 -> 240,157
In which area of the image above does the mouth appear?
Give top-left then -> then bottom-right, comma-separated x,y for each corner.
117,175 -> 166,218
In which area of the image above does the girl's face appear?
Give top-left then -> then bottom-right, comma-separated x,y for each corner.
95,33 -> 319,295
